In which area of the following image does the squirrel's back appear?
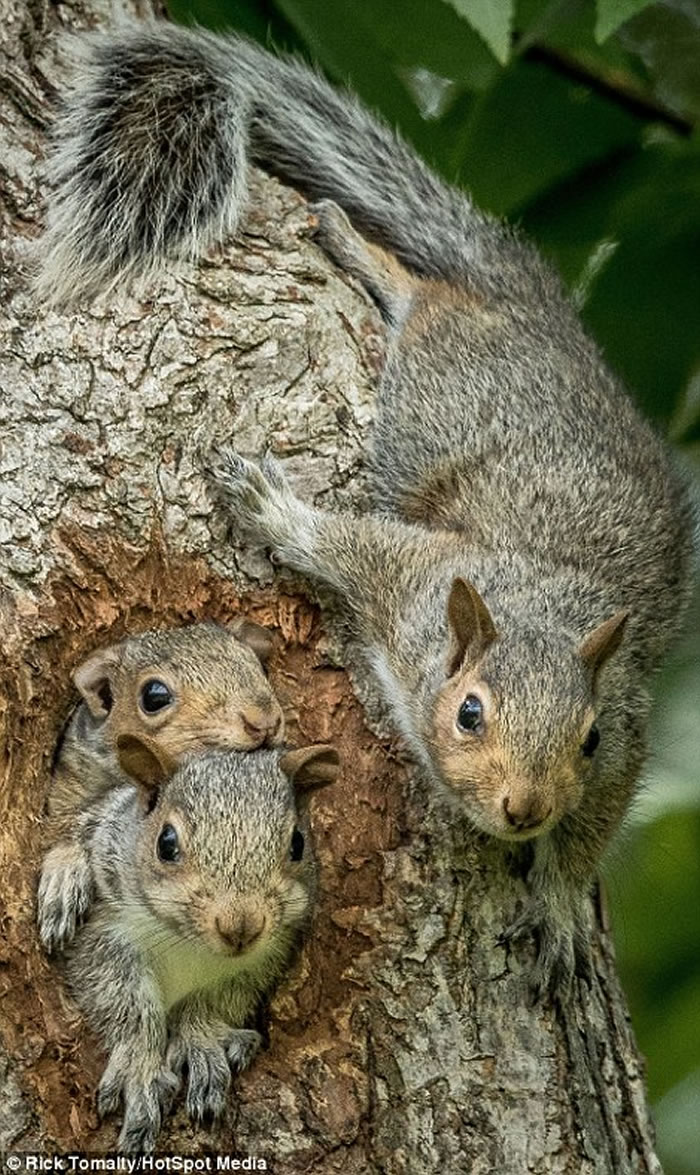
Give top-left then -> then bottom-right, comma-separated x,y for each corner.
362,264 -> 695,669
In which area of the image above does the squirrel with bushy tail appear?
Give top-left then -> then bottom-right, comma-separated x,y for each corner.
40,20 -> 695,996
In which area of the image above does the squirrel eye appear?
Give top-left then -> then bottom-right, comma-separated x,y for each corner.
290,827 -> 305,862
140,679 -> 173,714
456,694 -> 484,734
581,723 -> 600,758
157,823 -> 180,863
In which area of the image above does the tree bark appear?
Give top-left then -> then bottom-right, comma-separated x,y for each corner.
0,0 -> 662,1170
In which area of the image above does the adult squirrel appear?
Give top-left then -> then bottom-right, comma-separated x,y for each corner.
39,23 -> 695,994
38,620 -> 284,953
59,736 -> 339,1152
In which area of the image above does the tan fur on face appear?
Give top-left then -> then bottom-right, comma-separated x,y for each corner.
111,666 -> 283,758
80,624 -> 286,769
136,797 -> 310,960
431,665 -> 590,841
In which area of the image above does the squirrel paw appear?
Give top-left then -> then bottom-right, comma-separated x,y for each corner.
226,1028 -> 262,1073
501,899 -> 593,1002
98,1049 -> 179,1154
206,448 -> 314,559
37,843 -> 93,953
174,1038 -> 231,1122
311,199 -> 413,321
167,1029 -> 261,1122
311,200 -> 358,268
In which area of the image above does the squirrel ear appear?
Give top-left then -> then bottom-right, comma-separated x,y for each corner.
116,734 -> 177,795
579,610 -> 628,677
279,744 -> 340,794
228,617 -> 276,667
73,647 -> 121,718
446,578 -> 497,676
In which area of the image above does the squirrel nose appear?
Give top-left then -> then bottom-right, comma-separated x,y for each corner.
503,793 -> 552,832
240,709 -> 283,747
215,911 -> 266,955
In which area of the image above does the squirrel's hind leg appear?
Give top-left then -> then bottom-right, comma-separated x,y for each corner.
311,200 -> 416,324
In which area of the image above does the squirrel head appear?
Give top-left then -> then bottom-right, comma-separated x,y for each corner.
72,620 -> 284,759
431,578 -> 628,841
114,738 -> 339,958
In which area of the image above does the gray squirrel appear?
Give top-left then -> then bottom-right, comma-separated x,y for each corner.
52,734 -> 338,1152
38,620 -> 284,953
39,22 -> 695,995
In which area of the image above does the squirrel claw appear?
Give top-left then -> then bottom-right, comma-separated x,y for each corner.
528,943 -> 576,1005
167,1028 -> 260,1124
501,898 -> 588,1003
204,446 -> 315,560
98,1052 -> 178,1154
259,453 -> 287,490
226,1028 -> 262,1073
309,200 -> 355,259
96,1077 -> 121,1121
206,447 -> 273,518
500,901 -> 538,948
37,846 -> 93,954
183,1043 -> 231,1122
206,448 -> 268,510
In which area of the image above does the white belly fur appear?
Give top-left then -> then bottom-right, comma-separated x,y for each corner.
116,908 -> 257,1012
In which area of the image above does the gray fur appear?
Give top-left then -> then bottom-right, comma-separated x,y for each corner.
40,22 -> 538,304
208,190 -> 693,984
63,748 -> 320,1151
39,23 -> 695,998
209,206 -> 693,997
37,621 -> 283,952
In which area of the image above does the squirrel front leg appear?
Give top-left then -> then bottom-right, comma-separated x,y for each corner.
208,450 -> 417,644
167,985 -> 262,1121
66,920 -> 178,1152
503,840 -> 594,1000
37,837 -> 93,953
37,796 -> 106,952
504,749 -> 643,999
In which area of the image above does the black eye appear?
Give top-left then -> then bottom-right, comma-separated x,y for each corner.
456,694 -> 484,733
290,827 -> 305,862
140,679 -> 173,714
157,823 -> 180,862
581,723 -> 600,758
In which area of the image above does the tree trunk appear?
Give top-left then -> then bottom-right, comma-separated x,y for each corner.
0,0 -> 662,1170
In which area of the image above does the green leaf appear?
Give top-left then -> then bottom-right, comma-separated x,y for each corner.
516,0 -> 648,78
606,806 -> 700,1100
595,0 -> 656,44
522,143 -> 700,426
270,0 -> 429,137
169,0 -> 302,46
620,2 -> 700,123
445,59 -> 642,216
332,0 -> 499,91
442,0 -> 514,65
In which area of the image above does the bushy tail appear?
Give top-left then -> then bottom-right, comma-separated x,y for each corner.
38,22 -> 502,304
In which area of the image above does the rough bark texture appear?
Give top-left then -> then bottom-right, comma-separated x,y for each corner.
0,0 -> 663,1170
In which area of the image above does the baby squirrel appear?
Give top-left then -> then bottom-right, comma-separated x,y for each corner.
61,735 -> 339,1152
39,23 -> 695,995
38,620 -> 284,953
